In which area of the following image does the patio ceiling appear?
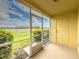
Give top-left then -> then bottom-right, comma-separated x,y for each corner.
19,0 -> 79,16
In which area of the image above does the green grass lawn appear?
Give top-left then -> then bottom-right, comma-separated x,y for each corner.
1,29 -> 30,50
1,29 -> 42,52
12,31 -> 30,50
11,29 -> 30,50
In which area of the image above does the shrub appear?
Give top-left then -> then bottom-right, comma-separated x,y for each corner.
32,30 -> 42,42
43,30 -> 49,33
0,30 -> 13,59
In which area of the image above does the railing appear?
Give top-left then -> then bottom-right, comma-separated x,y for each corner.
0,33 -> 49,48
0,33 -> 49,59
43,33 -> 49,44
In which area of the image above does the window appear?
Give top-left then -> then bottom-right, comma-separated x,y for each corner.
32,16 -> 42,43
0,0 -> 50,59
0,0 -> 30,59
43,16 -> 50,44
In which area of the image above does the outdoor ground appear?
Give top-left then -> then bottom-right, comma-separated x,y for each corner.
1,29 -> 48,53
1,29 -> 30,50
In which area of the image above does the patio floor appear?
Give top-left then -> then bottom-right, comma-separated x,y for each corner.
31,43 -> 79,59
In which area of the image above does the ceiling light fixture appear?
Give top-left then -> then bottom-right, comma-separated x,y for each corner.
53,0 -> 59,2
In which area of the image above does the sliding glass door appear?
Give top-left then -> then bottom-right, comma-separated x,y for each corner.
31,15 -> 42,55
32,16 -> 42,43
43,16 -> 50,44
0,0 -> 50,59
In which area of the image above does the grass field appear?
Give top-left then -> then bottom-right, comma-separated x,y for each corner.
1,28 -> 48,54
12,29 -> 30,50
1,29 -> 41,50
1,29 -> 30,50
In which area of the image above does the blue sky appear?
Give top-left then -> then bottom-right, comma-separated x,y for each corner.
7,0 -> 30,21
0,0 -> 49,28
43,16 -> 50,27
7,0 -> 49,27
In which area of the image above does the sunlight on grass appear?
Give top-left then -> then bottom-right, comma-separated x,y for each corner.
1,29 -> 30,50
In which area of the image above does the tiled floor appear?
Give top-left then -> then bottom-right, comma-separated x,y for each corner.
31,43 -> 79,59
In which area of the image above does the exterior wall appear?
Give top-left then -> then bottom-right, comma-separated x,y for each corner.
51,9 -> 78,49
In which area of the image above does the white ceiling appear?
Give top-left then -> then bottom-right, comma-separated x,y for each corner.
21,0 -> 79,16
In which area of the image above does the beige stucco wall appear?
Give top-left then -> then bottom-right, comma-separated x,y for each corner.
50,18 -> 57,44
68,11 -> 78,49
51,9 -> 78,49
78,8 -> 79,52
